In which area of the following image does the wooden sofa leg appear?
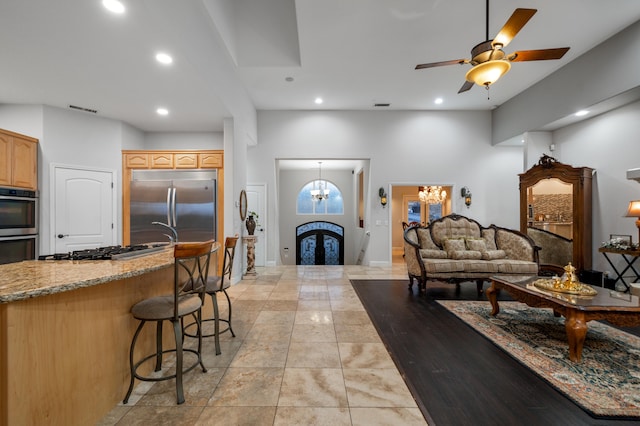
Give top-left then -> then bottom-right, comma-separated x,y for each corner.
408,276 -> 414,290
476,280 -> 484,295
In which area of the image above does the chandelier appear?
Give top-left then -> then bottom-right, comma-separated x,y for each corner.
310,162 -> 329,201
418,186 -> 447,204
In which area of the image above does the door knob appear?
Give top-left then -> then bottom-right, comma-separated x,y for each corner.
57,234 -> 69,239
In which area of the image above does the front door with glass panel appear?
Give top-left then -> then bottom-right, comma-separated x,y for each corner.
296,221 -> 344,265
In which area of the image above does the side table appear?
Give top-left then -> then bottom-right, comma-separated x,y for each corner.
598,247 -> 640,292
242,235 -> 258,279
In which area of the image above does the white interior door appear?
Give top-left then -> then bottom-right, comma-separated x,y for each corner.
52,165 -> 116,253
247,184 -> 266,267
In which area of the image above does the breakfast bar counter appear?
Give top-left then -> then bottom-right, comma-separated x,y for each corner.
0,248 -> 175,303
0,247 -> 196,425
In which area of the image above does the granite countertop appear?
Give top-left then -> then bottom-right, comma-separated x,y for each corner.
0,248 -> 176,304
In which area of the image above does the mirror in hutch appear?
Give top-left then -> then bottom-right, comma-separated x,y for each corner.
519,155 -> 593,274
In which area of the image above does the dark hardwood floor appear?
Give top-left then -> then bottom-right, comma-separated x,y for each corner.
351,279 -> 640,426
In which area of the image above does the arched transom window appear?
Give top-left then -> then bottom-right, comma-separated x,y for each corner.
297,180 -> 344,214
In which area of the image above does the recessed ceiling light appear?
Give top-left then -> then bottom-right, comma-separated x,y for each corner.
285,76 -> 294,82
102,0 -> 125,14
434,97 -> 443,105
155,52 -> 173,65
156,108 -> 169,116
575,110 -> 589,117
315,97 -> 323,105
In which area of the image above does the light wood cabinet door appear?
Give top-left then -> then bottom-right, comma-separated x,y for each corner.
0,131 -> 38,189
199,152 -> 223,168
12,137 -> 37,189
124,153 -> 149,168
150,153 -> 174,168
175,153 -> 198,168
0,133 -> 11,186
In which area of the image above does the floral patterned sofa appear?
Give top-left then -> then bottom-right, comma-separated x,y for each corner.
403,214 -> 539,293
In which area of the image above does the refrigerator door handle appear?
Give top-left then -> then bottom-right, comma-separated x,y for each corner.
165,188 -> 172,225
171,187 -> 177,227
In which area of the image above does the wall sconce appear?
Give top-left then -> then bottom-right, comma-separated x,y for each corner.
379,187 -> 388,207
461,187 -> 472,207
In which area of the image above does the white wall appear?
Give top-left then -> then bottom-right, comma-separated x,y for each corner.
0,104 -> 44,140
40,106 -> 129,252
143,132 -> 223,150
250,110 -> 522,266
552,99 -> 640,274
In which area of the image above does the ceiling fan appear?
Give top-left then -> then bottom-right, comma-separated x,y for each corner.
414,0 -> 570,93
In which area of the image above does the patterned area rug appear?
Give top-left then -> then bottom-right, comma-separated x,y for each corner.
437,300 -> 640,419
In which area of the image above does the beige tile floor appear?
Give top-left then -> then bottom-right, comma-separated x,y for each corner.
99,264 -> 427,425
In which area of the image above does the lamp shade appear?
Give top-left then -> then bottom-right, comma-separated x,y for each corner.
626,200 -> 640,217
465,60 -> 511,87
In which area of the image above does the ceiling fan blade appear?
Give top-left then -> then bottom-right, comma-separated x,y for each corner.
493,8 -> 536,48
458,80 -> 474,93
415,59 -> 467,70
509,48 -> 570,62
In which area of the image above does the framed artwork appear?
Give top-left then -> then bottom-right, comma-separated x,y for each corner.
609,234 -> 632,246
239,189 -> 248,221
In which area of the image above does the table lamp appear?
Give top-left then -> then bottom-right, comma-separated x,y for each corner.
625,200 -> 640,246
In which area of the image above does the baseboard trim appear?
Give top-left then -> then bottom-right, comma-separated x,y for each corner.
368,260 -> 391,267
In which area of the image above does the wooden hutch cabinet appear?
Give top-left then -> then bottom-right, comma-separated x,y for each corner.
122,150 -> 224,251
0,128 -> 38,190
519,155 -> 593,273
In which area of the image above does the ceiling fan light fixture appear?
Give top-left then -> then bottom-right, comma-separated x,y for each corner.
465,60 -> 511,87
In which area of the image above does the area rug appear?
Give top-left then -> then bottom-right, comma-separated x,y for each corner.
437,300 -> 640,419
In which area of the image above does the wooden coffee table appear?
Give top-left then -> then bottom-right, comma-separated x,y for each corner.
486,275 -> 640,362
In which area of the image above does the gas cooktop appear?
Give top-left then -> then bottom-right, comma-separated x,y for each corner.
39,244 -> 167,261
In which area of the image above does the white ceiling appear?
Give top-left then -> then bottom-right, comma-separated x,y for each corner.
1,0 -> 640,134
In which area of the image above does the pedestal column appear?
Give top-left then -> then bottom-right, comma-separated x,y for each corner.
242,235 -> 258,279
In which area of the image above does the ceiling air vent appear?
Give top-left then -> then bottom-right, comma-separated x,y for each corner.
69,105 -> 98,114
374,103 -> 390,107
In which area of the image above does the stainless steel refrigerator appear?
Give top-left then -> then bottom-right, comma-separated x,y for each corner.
129,170 -> 217,245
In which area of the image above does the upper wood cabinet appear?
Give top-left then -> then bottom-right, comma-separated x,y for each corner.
175,153 -> 198,168
199,152 -> 223,168
124,153 -> 149,168
123,151 -> 222,170
150,153 -> 174,168
0,129 -> 38,190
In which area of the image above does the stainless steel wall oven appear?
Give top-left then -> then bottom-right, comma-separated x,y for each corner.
0,187 -> 38,264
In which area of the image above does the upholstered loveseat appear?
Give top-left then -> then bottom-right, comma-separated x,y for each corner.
403,214 -> 539,293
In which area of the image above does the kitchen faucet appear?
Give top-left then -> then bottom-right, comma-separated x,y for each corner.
151,221 -> 178,243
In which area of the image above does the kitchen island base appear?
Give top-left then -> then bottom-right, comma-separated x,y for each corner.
0,267 -> 179,425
